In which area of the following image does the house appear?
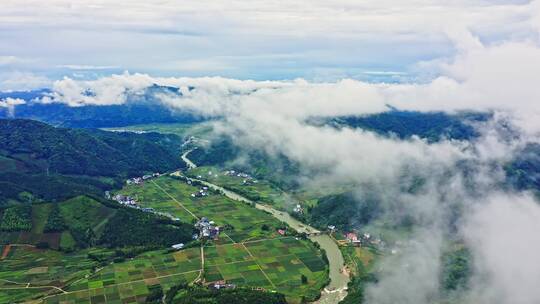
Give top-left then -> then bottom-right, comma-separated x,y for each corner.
171,243 -> 184,250
210,280 -> 236,290
327,225 -> 336,231
277,229 -> 286,236
345,232 -> 358,242
293,204 -> 304,213
195,217 -> 220,240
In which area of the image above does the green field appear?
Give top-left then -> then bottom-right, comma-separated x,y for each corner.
203,237 -> 328,299
116,175 -> 329,302
0,169 -> 329,303
103,121 -> 213,139
1,237 -> 327,303
44,248 -> 201,304
0,197 -> 118,250
118,175 -> 285,243
0,245 -> 98,301
187,166 -> 305,211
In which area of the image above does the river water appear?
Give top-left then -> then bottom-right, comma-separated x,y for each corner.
179,153 -> 350,303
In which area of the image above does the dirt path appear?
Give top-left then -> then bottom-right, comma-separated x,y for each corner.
1,244 -> 12,259
151,178 -> 237,244
150,179 -> 199,220
240,243 -> 276,289
40,269 -> 201,302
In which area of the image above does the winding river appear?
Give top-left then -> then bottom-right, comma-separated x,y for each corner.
180,152 -> 350,303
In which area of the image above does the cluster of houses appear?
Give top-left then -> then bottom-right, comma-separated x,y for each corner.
126,173 -> 161,185
191,186 -> 210,198
206,170 -> 219,179
110,193 -> 181,222
293,204 -> 304,214
195,217 -> 220,240
112,194 -> 138,207
223,170 -> 258,185
209,280 -> 236,290
340,231 -> 383,247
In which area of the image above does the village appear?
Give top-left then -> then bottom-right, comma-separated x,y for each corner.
108,192 -> 181,222
223,169 -> 259,185
125,172 -> 162,185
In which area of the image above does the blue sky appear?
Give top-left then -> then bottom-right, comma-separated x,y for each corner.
0,0 -> 539,90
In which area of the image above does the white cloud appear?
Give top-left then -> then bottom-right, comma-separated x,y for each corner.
41,28 -> 540,136
462,193 -> 540,304
0,55 -> 19,66
0,0 -> 538,78
0,97 -> 26,117
57,64 -> 120,70
0,71 -> 51,91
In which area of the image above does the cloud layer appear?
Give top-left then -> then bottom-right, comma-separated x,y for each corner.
1,0 -> 539,81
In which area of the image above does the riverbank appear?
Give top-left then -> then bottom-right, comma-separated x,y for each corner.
178,152 -> 350,303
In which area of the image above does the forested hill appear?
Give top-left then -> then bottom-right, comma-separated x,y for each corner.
0,119 -> 185,203
506,143 -> 540,192
312,111 -> 491,142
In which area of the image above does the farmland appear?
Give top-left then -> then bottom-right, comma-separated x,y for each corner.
45,248 -> 202,304
117,175 -> 286,243
0,196 -> 118,250
186,166 -> 304,212
116,175 -> 329,302
0,174 -> 329,303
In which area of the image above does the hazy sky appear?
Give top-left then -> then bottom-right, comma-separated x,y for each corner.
1,0 -> 539,90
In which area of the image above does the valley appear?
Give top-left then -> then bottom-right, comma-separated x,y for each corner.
0,121 -> 336,303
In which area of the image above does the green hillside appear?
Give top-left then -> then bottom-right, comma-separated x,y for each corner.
0,119 -> 185,204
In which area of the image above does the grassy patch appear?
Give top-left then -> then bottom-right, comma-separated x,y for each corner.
31,203 -> 52,234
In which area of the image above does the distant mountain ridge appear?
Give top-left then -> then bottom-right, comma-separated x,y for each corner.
310,110 -> 491,142
0,85 -> 203,128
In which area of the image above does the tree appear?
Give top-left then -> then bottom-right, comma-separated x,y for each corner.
145,285 -> 163,303
301,274 -> 308,284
